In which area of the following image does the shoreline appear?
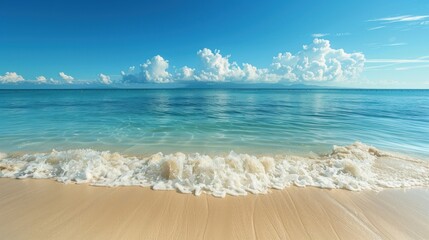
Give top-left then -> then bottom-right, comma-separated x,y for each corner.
2,142 -> 428,196
0,178 -> 428,240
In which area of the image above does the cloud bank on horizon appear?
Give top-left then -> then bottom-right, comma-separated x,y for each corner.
7,38 -> 360,86
0,72 -> 25,84
59,72 -> 74,84
121,38 -> 365,84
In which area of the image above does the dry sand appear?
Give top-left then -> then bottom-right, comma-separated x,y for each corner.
0,178 -> 428,240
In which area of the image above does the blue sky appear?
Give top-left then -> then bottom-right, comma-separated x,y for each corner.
1,0 -> 429,88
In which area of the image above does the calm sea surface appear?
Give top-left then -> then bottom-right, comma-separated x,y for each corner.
0,89 -> 428,157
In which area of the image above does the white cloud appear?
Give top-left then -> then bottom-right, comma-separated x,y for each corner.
49,78 -> 59,84
395,64 -> 429,71
181,39 -> 364,83
365,56 -> 429,71
36,76 -> 47,83
98,73 -> 112,85
122,49 -> 246,83
368,15 -> 429,32
366,59 -> 429,63
180,66 -> 195,80
242,63 -> 258,80
242,63 -> 269,81
367,42 -> 408,49
368,26 -> 385,31
121,39 -> 364,84
121,56 -> 172,83
141,55 -> 172,83
0,72 -> 25,83
312,33 -> 329,38
181,49 -> 272,82
195,48 -> 245,82
369,15 -> 429,23
271,38 -> 365,82
59,72 -> 74,83
383,43 -> 407,47
271,52 -> 298,81
335,32 -> 351,36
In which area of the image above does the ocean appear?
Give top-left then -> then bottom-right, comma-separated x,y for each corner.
0,89 -> 428,197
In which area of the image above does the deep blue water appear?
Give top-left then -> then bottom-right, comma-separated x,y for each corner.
0,89 -> 428,157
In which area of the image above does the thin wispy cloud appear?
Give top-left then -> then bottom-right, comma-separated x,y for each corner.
368,26 -> 385,31
395,64 -> 429,71
366,59 -> 429,63
365,56 -> 429,71
364,63 -> 399,70
367,42 -> 408,49
382,43 -> 407,47
335,32 -> 351,36
311,33 -> 329,38
311,33 -> 350,38
369,15 -> 429,23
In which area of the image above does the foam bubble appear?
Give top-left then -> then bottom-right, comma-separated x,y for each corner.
0,142 -> 428,197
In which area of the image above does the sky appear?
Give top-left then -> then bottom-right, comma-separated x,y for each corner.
1,0 -> 429,88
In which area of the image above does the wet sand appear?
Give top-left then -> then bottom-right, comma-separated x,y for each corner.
0,178 -> 428,240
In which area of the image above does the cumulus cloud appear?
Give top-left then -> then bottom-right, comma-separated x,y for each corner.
242,63 -> 260,81
271,52 -> 299,81
172,49 -> 272,82
121,70 -> 139,83
180,66 -> 195,80
36,76 -> 47,83
195,48 -> 246,82
242,63 -> 271,82
187,39 -> 364,82
122,55 -> 172,83
121,38 -> 364,84
98,73 -> 112,85
59,72 -> 74,83
0,72 -> 25,83
141,55 -> 172,83
174,49 -> 270,82
271,38 -> 365,82
49,78 -> 60,84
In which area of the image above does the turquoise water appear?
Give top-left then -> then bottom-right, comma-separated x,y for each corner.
1,89 -> 428,157
1,89 -> 429,196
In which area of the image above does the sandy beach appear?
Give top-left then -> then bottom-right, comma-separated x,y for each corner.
0,179 -> 428,240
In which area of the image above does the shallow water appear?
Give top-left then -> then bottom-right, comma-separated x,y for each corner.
0,89 -> 428,157
1,89 -> 429,196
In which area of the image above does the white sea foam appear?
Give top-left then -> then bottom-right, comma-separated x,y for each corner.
0,142 -> 428,197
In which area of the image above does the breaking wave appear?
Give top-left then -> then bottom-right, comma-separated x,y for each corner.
0,142 -> 428,198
